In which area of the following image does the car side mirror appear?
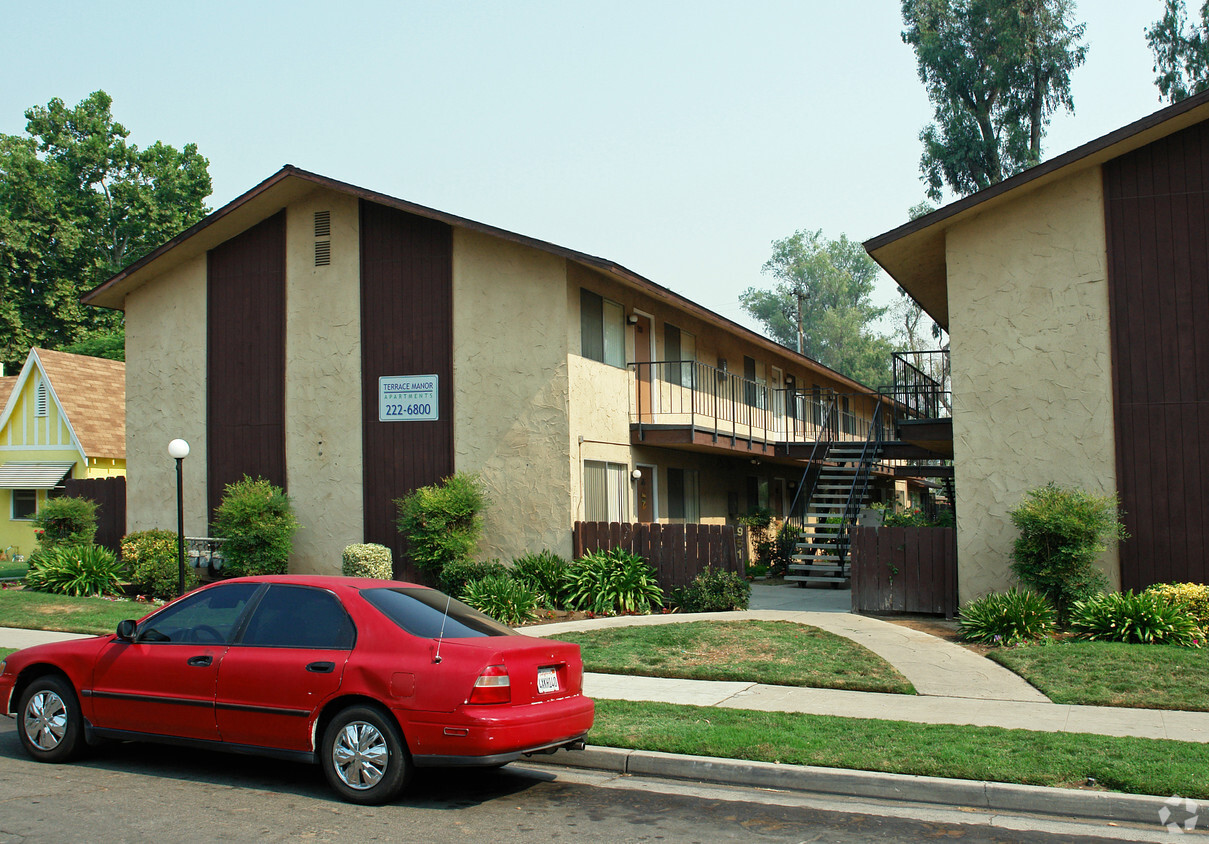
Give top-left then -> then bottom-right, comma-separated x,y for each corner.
116,619 -> 138,642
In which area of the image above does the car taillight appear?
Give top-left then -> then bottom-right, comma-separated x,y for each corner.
467,664 -> 510,705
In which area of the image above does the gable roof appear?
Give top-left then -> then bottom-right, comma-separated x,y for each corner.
0,349 -> 125,460
82,166 -> 880,394
0,376 -> 17,414
864,87 -> 1209,330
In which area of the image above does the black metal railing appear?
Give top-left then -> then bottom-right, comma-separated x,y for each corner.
889,350 -> 951,421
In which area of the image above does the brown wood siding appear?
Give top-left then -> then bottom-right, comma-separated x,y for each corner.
359,200 -> 454,580
1104,122 -> 1209,589
207,211 -> 287,518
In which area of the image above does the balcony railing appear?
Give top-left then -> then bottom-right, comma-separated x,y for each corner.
888,350 -> 951,421
629,360 -> 880,445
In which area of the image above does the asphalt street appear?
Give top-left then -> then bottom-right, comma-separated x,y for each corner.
0,718 -> 1167,843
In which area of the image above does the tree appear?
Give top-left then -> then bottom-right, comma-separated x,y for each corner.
741,230 -> 894,388
59,327 -> 124,361
0,91 -> 210,370
1147,0 -> 1209,102
901,0 -> 1088,202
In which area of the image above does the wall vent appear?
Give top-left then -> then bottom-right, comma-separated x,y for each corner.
35,378 -> 48,417
315,240 -> 331,266
314,211 -> 331,238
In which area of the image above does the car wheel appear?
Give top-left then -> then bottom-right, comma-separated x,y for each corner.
321,705 -> 411,805
17,675 -> 86,763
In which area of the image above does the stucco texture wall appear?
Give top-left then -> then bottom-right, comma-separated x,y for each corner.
284,190 -> 363,574
452,229 -> 574,561
124,255 -> 209,538
946,166 -> 1119,601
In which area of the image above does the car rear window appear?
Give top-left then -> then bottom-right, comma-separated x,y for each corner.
361,587 -> 515,638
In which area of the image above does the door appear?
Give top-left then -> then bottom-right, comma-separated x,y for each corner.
635,464 -> 656,523
215,584 -> 352,750
90,582 -> 261,740
633,313 -> 654,422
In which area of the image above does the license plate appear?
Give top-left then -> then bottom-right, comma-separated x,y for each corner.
537,667 -> 560,694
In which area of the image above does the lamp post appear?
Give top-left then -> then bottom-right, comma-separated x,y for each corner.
168,439 -> 190,596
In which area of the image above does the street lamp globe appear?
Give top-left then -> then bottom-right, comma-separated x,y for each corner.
168,438 -> 190,460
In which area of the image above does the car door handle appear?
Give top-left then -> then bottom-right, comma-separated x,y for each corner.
306,661 -> 336,673
187,655 -> 213,667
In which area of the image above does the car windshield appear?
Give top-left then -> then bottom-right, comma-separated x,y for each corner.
361,587 -> 515,638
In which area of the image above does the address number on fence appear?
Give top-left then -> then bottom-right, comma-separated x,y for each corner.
379,375 -> 439,422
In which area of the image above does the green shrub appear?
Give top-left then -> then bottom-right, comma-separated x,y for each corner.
1069,591 -> 1203,647
462,573 -> 537,626
1145,582 -> 1209,629
395,472 -> 486,578
671,567 -> 751,612
755,523 -> 797,575
24,544 -> 124,597
958,588 -> 1056,645
563,547 -> 664,615
123,529 -> 197,599
33,496 -> 98,548
438,559 -> 509,600
341,543 -> 393,579
1008,483 -> 1124,620
211,476 -> 300,577
511,550 -> 569,608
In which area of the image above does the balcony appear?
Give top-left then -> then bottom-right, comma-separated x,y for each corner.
880,350 -> 954,472
628,360 -> 881,457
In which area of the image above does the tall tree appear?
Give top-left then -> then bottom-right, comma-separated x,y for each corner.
0,91 -> 210,369
741,230 -> 894,388
1147,0 -> 1209,102
901,0 -> 1088,202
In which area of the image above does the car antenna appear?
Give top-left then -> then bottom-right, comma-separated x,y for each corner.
433,592 -> 452,664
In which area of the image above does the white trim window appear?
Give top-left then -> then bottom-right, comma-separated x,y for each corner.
584,460 -> 629,522
580,289 -> 625,368
12,489 -> 37,520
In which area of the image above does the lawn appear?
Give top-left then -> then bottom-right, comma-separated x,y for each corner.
0,587 -> 159,636
988,640 -> 1209,711
591,699 -> 1209,799
553,620 -> 915,694
0,561 -> 28,580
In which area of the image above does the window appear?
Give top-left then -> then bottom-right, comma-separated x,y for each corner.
11,489 -> 36,520
580,289 -> 625,368
666,468 -> 699,523
841,395 -> 853,435
584,460 -> 629,522
745,476 -> 769,512
363,587 -> 515,637
241,585 -> 356,649
663,324 -> 696,387
137,582 -> 260,644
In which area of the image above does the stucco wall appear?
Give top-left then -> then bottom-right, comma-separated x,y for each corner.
946,166 -> 1119,601
452,229 -> 574,561
284,190 -> 363,573
124,254 -> 209,538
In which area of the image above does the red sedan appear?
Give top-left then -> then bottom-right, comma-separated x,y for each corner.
0,575 -> 593,804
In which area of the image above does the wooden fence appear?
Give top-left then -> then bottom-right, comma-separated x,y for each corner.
63,476 -> 127,557
572,522 -> 743,591
849,526 -> 957,617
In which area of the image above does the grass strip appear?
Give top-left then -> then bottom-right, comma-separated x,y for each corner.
591,699 -> 1209,799
0,563 -> 28,580
0,648 -> 15,660
555,620 -> 914,694
0,588 -> 158,636
988,640 -> 1209,711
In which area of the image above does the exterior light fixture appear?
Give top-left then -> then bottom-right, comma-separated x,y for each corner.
168,439 -> 190,596
627,314 -> 639,325
631,469 -> 642,480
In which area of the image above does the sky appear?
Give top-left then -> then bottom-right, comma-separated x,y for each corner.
1,0 -> 1167,336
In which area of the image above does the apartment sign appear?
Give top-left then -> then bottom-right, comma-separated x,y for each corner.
379,375 -> 439,422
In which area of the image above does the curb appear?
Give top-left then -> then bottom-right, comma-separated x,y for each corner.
534,746 -> 1170,826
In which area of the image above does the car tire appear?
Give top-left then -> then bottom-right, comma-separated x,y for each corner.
17,675 -> 86,763
320,705 -> 411,805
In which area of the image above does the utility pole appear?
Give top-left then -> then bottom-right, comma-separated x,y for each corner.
795,288 -> 807,355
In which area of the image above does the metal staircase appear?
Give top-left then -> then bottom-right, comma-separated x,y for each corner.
786,404 -> 884,586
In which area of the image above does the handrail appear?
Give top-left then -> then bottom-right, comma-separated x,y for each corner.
835,402 -> 885,566
784,396 -> 839,533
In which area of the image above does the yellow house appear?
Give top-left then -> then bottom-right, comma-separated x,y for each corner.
0,348 -> 125,558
